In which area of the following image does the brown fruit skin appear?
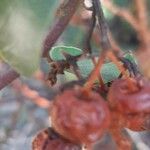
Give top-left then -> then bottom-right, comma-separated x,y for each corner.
45,139 -> 81,150
50,88 -> 110,145
108,79 -> 150,114
108,79 -> 150,131
32,128 -> 81,150
124,114 -> 150,131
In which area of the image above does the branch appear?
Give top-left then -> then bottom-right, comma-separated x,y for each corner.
21,85 -> 51,109
0,62 -> 19,90
85,0 -> 135,91
93,0 -> 111,50
12,81 -> 51,109
84,0 -> 111,91
83,7 -> 96,54
103,0 -> 139,31
42,0 -> 82,59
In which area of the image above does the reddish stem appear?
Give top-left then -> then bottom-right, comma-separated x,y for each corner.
92,57 -> 105,88
13,81 -> 51,109
0,62 -> 19,90
84,52 -> 106,92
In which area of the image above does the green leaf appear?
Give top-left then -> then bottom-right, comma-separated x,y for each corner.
77,59 -> 94,77
101,63 -> 120,83
0,9 -> 41,76
77,58 -> 120,84
50,46 -> 83,61
62,51 -> 137,84
124,51 -> 137,65
0,0 -> 60,76
64,71 -> 78,82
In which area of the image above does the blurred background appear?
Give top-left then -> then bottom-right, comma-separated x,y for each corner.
0,0 -> 150,149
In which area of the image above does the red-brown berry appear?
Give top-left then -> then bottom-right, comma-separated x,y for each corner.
32,128 -> 82,150
108,79 -> 150,114
108,78 -> 150,131
124,114 -> 150,131
50,87 -> 110,145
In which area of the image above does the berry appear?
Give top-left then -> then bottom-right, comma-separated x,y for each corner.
108,78 -> 150,114
124,114 -> 150,131
50,87 -> 110,145
32,127 -> 81,150
108,78 -> 150,131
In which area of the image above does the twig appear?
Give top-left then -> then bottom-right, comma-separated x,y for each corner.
0,62 -> 19,90
84,0 -> 111,91
82,3 -> 106,86
12,81 -> 51,109
83,6 -> 96,54
72,5 -> 107,86
42,0 -> 82,59
93,0 -> 111,50
21,85 -> 51,109
70,10 -> 120,53
85,52 -> 105,91
85,0 -> 138,92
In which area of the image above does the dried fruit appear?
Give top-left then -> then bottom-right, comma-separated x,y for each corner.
108,78 -> 150,131
50,86 -> 110,145
108,78 -> 150,114
124,114 -> 150,131
32,127 -> 81,150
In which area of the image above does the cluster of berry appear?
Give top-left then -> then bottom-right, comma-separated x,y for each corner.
33,77 -> 149,150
